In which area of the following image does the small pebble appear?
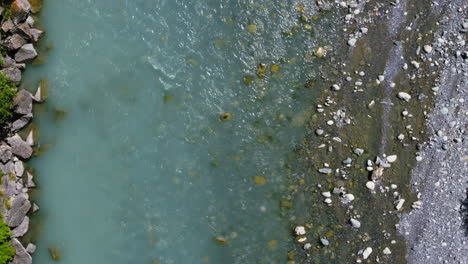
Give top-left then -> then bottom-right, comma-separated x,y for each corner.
363,247 -> 373,259
395,199 -> 405,211
397,92 -> 411,102
294,226 -> 306,236
350,218 -> 361,228
386,155 -> 397,163
366,181 -> 375,190
320,238 -> 329,246
348,38 -> 357,46
343,193 -> 355,203
383,247 -> 392,255
423,45 -> 433,53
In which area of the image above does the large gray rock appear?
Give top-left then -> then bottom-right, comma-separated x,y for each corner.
1,56 -> 16,67
14,89 -> 32,115
29,28 -> 43,42
10,0 -> 31,24
17,23 -> 32,39
14,44 -> 37,62
11,216 -> 28,237
1,67 -> 22,83
7,134 -> 33,159
7,194 -> 31,227
11,113 -> 32,131
0,160 -> 15,174
4,34 -> 27,50
2,174 -> 17,197
10,238 -> 32,264
0,144 -> 13,163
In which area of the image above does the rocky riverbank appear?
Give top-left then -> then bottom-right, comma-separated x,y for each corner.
0,0 -> 43,263
280,0 -> 466,263
399,0 -> 468,262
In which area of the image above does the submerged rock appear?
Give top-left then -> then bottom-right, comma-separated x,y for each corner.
15,44 -> 37,62
7,134 -> 33,159
11,238 -> 32,264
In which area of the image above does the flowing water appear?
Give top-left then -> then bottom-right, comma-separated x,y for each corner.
21,0 -> 339,263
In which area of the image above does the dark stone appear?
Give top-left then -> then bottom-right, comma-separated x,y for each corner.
11,113 -> 32,131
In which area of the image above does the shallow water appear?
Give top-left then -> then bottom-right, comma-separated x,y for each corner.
22,0 -> 332,263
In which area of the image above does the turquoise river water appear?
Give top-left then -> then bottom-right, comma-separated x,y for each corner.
20,0 -> 337,263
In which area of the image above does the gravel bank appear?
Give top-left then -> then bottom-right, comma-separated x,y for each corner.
399,1 -> 468,263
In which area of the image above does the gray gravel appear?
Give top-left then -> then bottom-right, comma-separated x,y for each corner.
399,1 -> 468,262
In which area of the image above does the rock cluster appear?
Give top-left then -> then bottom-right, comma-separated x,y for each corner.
0,0 -> 43,263
1,0 -> 43,84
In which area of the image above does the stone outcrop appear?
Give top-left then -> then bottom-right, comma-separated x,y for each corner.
10,0 -> 31,24
6,134 -> 33,159
4,34 -> 27,50
10,238 -> 32,264
1,67 -> 22,83
7,194 -> 31,227
14,44 -> 37,62
0,145 -> 13,163
12,113 -> 32,131
13,89 -> 32,115
11,216 -> 28,237
0,1 -> 42,262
